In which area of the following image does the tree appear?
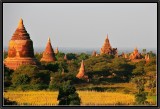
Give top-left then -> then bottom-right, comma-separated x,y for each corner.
43,62 -> 59,72
55,52 -> 65,61
34,52 -> 43,61
3,51 -> 8,59
142,49 -> 146,55
4,97 -> 17,105
132,60 -> 146,76
132,66 -> 145,76
11,65 -> 50,90
66,53 -> 77,60
67,60 -> 79,74
13,74 -> 30,85
77,53 -> 89,61
147,51 -> 156,58
109,57 -> 134,82
132,77 -> 147,105
4,64 -> 14,87
57,80 -> 81,105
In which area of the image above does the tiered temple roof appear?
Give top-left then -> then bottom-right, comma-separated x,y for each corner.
100,34 -> 117,55
4,18 -> 40,70
129,47 -> 142,60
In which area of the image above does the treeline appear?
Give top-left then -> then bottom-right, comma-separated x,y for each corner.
4,51 -> 156,96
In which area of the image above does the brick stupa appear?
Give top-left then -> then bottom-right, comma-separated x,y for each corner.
4,18 -> 40,70
92,50 -> 97,57
64,54 -> 68,60
145,54 -> 150,62
129,47 -> 142,60
40,37 -> 56,62
55,47 -> 59,54
100,34 -> 117,55
76,60 -> 88,80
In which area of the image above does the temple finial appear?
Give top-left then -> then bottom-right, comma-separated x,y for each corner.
106,34 -> 108,39
134,46 -> 138,51
48,37 -> 51,42
18,18 -> 24,29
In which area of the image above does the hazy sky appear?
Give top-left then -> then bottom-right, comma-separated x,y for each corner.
3,3 -> 157,49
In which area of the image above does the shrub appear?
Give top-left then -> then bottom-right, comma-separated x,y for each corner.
57,80 -> 81,105
4,97 -> 17,105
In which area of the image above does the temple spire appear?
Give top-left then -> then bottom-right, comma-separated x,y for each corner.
55,47 -> 59,54
40,38 -> 56,62
48,37 -> 51,42
4,18 -> 40,70
17,18 -> 24,29
76,60 -> 85,79
106,34 -> 108,39
64,54 -> 67,60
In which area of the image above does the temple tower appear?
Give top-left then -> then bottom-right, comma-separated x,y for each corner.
76,60 -> 85,79
4,18 -> 40,70
40,37 -> 56,62
145,54 -> 150,62
92,50 -> 97,57
55,47 -> 59,54
64,54 -> 68,60
100,34 -> 117,55
129,47 -> 142,60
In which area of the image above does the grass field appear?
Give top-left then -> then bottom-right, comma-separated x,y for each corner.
4,91 -> 156,106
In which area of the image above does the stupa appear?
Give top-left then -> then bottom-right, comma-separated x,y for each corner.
145,54 -> 150,62
40,37 -> 56,62
54,47 -> 59,54
92,50 -> 97,57
100,34 -> 117,55
129,47 -> 142,60
64,54 -> 68,60
76,60 -> 88,79
4,18 -> 40,70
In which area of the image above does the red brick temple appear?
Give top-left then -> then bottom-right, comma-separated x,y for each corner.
4,18 -> 40,70
100,34 -> 117,55
40,37 -> 56,62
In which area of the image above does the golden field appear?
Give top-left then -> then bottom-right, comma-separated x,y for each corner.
4,91 -> 156,106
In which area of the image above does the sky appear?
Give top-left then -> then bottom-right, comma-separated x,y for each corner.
3,3 -> 157,50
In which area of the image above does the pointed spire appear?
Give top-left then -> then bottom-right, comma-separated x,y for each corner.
100,34 -> 112,55
106,34 -> 108,39
92,50 -> 96,56
11,18 -> 30,40
134,47 -> 138,51
40,38 -> 56,62
81,60 -> 84,68
76,60 -> 85,79
48,37 -> 51,42
17,18 -> 24,29
55,47 -> 59,54
145,54 -> 150,62
64,54 -> 67,60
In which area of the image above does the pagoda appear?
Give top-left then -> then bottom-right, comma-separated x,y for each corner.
76,60 -> 88,79
64,54 -> 68,60
40,37 -> 56,62
129,47 -> 142,60
4,18 -> 40,70
100,34 -> 117,55
54,47 -> 59,54
92,50 -> 97,57
145,54 -> 150,62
